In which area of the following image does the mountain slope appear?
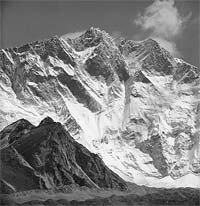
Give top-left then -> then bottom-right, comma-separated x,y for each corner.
0,117 -> 127,193
0,27 -> 199,187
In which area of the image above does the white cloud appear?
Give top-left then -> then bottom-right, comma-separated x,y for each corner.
134,0 -> 191,56
111,31 -> 123,39
61,31 -> 85,40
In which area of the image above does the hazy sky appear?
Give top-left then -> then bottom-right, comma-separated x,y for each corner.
1,0 -> 199,67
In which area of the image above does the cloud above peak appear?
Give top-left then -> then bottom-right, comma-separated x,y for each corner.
61,30 -> 85,40
134,0 -> 191,56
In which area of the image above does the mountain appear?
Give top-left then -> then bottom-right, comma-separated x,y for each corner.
1,117 -> 127,196
0,117 -> 127,194
0,27 -> 199,187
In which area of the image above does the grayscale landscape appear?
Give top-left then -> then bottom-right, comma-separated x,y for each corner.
0,0 -> 199,205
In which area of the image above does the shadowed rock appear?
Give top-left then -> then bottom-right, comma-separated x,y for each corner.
0,118 -> 127,193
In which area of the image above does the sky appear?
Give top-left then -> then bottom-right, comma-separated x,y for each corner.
0,0 -> 199,67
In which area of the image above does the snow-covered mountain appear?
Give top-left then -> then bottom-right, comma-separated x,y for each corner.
0,27 -> 199,188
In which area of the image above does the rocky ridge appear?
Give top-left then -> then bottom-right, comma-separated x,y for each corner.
0,27 -> 199,187
0,117 -> 127,193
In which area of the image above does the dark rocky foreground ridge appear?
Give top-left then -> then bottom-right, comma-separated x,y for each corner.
0,117 -> 127,193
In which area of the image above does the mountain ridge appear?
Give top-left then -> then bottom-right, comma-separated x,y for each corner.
0,117 -> 127,193
0,27 -> 199,188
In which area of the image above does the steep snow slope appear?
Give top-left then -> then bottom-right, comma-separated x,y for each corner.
0,28 -> 199,187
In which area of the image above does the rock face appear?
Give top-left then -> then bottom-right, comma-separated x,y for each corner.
0,27 -> 199,187
0,119 -> 35,148
0,117 -> 127,193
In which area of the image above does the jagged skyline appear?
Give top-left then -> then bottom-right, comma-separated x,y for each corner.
1,0 -> 199,67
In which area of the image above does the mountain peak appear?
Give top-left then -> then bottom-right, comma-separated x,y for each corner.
39,116 -> 55,126
0,119 -> 35,147
1,117 -> 127,192
86,27 -> 103,35
66,27 -> 115,52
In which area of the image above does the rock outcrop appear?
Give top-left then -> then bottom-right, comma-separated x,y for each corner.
0,117 -> 127,193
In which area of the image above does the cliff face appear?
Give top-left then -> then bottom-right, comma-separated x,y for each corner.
0,27 -> 199,187
0,117 -> 127,193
